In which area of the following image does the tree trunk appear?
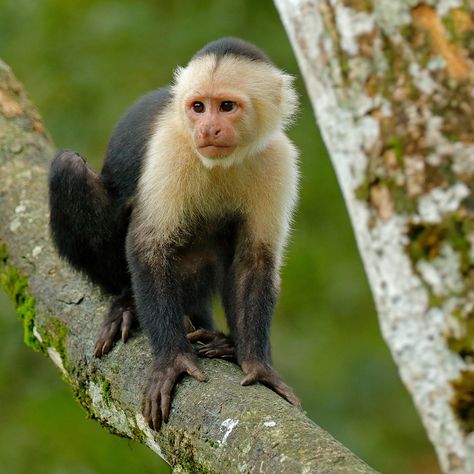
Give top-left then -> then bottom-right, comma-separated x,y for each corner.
274,1 -> 474,472
0,59 -> 377,473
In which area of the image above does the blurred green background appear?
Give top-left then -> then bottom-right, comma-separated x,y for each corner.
0,0 -> 441,473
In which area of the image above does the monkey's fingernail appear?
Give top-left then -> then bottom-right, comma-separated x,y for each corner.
241,374 -> 256,386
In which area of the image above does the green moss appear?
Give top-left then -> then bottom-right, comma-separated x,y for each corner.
406,216 -> 474,357
442,8 -> 474,50
204,438 -> 218,449
355,176 -> 370,201
0,242 -> 71,368
387,137 -> 404,163
407,224 -> 444,261
101,379 -> 113,406
167,429 -> 212,474
407,216 -> 473,268
110,364 -> 121,375
0,243 -> 8,262
68,362 -> 94,414
0,243 -> 42,353
341,0 -> 372,12
390,183 -> 417,214
44,317 -> 69,367
451,370 -> 474,433
128,421 -> 147,443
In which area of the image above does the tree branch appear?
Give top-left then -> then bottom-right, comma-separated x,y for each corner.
0,60 -> 375,472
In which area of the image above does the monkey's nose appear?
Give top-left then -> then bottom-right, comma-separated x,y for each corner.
209,126 -> 221,137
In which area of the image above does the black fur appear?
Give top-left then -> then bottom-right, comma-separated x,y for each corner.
223,243 -> 276,363
101,88 -> 172,207
126,215 -> 243,359
48,151 -> 129,294
49,87 -> 172,294
192,37 -> 273,65
48,38 -> 298,426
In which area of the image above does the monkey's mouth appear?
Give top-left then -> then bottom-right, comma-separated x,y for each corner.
198,144 -> 236,158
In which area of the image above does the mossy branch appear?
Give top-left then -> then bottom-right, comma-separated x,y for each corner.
0,59 -> 375,473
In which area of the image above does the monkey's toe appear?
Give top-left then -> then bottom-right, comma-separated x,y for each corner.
187,329 -> 235,361
94,298 -> 137,358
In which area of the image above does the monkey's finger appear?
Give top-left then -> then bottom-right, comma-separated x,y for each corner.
240,372 -> 258,386
100,339 -> 113,356
94,326 -> 117,357
275,386 -> 301,409
94,341 -> 104,358
197,342 -> 229,353
160,379 -> 174,424
95,319 -> 121,356
186,329 -> 217,344
263,376 -> 302,409
284,391 -> 302,409
121,310 -> 134,342
104,319 -> 121,339
143,392 -> 152,421
184,317 -> 196,334
198,348 -> 217,358
181,358 -> 207,382
197,344 -> 235,359
215,348 -> 235,360
150,388 -> 162,431
94,338 -> 109,358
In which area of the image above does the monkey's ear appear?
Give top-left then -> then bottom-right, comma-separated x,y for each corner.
279,73 -> 299,128
172,66 -> 185,86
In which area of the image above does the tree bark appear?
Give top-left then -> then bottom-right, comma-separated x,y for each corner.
0,59 -> 377,472
274,0 -> 474,472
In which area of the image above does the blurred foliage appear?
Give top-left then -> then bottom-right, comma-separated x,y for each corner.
0,0 -> 441,473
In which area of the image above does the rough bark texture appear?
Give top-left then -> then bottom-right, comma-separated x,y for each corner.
274,0 -> 474,472
0,59 -> 377,472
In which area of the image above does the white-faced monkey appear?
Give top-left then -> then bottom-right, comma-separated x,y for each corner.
49,37 -> 301,430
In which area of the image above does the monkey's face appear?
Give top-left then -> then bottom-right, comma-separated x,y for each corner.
185,92 -> 246,160
174,53 -> 298,168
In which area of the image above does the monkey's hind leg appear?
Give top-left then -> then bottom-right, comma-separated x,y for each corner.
183,277 -> 235,361
49,150 -> 129,294
49,150 -> 136,356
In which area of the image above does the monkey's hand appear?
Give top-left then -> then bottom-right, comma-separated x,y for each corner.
143,353 -> 207,431
240,360 -> 302,409
187,328 -> 235,361
95,294 -> 137,357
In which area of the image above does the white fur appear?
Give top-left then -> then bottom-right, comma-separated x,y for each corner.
133,53 -> 299,264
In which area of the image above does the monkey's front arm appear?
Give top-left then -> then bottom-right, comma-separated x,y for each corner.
126,241 -> 206,431
223,241 -> 301,408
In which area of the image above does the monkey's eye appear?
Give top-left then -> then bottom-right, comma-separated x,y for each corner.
192,102 -> 205,113
220,101 -> 236,112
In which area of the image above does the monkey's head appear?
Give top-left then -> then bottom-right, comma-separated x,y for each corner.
172,38 -> 298,169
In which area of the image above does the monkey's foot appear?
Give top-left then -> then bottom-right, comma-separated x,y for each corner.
187,328 -> 235,361
94,292 -> 137,357
240,360 -> 302,409
143,353 -> 207,431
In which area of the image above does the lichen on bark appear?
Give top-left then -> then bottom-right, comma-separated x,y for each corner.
275,0 -> 474,471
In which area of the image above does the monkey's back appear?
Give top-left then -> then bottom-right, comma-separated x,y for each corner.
100,87 -> 173,208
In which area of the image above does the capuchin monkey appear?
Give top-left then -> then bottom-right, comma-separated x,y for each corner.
49,37 -> 300,431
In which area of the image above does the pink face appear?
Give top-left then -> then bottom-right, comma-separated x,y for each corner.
185,94 -> 244,159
